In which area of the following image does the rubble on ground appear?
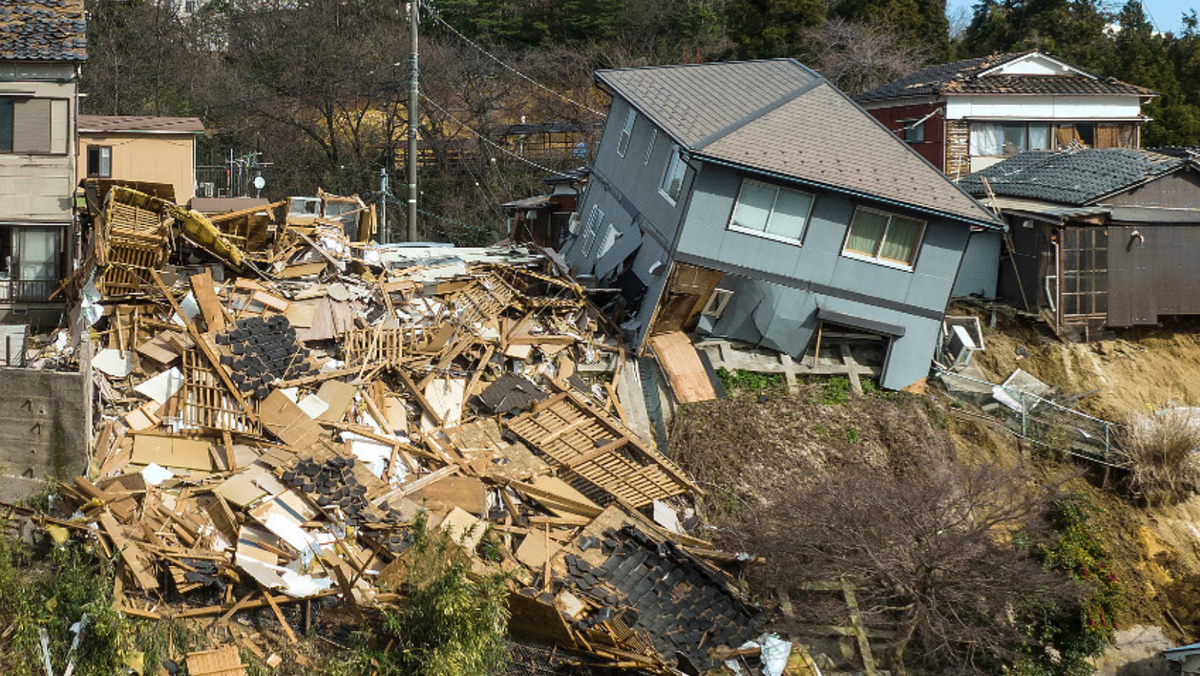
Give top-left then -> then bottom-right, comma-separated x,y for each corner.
9,184 -> 784,675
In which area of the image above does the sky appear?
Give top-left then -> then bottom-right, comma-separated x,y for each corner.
944,0 -> 1197,34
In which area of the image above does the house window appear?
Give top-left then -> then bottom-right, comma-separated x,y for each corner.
644,128 -> 656,165
728,178 -> 815,243
843,207 -> 925,268
0,99 -> 12,153
580,205 -> 604,257
702,288 -> 733,319
616,108 -> 636,157
902,119 -> 924,143
660,147 -> 686,204
0,97 -> 68,154
969,122 -> 1052,156
87,146 -> 112,178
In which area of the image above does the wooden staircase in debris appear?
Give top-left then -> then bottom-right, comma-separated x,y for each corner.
505,390 -> 702,508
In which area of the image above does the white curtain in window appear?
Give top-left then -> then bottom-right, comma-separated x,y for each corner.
766,189 -> 813,240
846,210 -> 888,256
18,228 -> 57,281
1028,123 -> 1051,150
730,182 -> 775,231
969,122 -> 1002,156
879,216 -> 923,264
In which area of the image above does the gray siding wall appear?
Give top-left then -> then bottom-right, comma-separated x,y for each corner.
563,97 -> 693,276
674,163 -> 970,389
952,230 -> 1001,299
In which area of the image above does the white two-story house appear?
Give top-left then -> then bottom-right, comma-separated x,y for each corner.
0,0 -> 86,319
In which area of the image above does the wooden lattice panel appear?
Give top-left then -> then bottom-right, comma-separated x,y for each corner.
165,350 -> 259,434
450,270 -> 519,327
342,327 -> 407,366
504,392 -> 699,507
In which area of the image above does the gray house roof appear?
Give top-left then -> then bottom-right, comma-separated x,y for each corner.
958,148 -> 1187,206
856,50 -> 1153,103
596,59 -> 1001,228
0,0 -> 87,62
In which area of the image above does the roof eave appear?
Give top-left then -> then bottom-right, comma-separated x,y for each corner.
692,152 -> 1003,230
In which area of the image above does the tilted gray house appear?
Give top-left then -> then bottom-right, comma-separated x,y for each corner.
560,59 -> 1003,389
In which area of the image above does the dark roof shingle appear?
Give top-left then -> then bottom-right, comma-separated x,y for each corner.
0,0 -> 86,62
599,60 -> 1000,227
79,115 -> 205,134
856,50 -> 1152,102
958,148 -> 1185,205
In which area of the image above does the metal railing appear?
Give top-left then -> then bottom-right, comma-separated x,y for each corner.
0,279 -> 59,303
937,368 -> 1126,468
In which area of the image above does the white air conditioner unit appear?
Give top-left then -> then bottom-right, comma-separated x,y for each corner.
198,182 -> 216,198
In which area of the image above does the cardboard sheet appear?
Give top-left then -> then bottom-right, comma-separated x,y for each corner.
131,435 -> 213,471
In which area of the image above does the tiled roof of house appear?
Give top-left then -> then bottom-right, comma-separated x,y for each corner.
856,50 -> 1153,102
0,0 -> 86,62
79,115 -> 205,134
597,59 -> 1001,227
958,148 -> 1186,205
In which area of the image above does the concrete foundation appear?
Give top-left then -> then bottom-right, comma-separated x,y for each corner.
0,363 -> 90,502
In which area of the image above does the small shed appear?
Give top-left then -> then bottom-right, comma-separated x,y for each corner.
960,148 -> 1200,340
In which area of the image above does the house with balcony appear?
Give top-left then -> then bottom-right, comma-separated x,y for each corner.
560,60 -> 1002,390
0,0 -> 86,318
856,51 -> 1156,179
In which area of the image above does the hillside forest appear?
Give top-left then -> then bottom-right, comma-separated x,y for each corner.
83,0 -> 1200,242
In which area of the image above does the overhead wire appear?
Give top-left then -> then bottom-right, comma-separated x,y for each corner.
421,4 -> 605,117
419,92 -> 582,178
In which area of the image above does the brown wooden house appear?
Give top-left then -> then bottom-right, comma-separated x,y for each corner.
960,148 -> 1200,340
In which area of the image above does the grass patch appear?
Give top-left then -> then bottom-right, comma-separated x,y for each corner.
1119,407 -> 1200,506
818,376 -> 852,406
715,368 -> 785,395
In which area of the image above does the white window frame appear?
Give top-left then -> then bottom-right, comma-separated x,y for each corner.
616,108 -> 636,158
702,288 -> 733,319
726,178 -> 816,246
841,206 -> 926,270
644,128 -> 657,165
580,205 -> 604,257
660,146 -> 686,205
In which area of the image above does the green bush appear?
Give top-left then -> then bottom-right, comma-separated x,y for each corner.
715,367 -> 785,395
1014,494 -> 1122,676
819,376 -> 851,406
0,525 -> 180,676
379,514 -> 510,676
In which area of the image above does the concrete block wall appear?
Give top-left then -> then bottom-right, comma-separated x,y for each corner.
0,366 -> 89,502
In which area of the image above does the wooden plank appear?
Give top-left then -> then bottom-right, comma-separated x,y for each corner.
99,511 -> 159,590
649,331 -> 717,403
190,270 -> 228,332
187,645 -> 247,676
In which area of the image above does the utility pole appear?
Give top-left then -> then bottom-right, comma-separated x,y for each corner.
379,167 -> 389,244
406,0 -> 419,241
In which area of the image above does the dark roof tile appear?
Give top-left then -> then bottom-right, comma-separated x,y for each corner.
0,0 -> 86,62
958,148 -> 1185,205
856,50 -> 1152,102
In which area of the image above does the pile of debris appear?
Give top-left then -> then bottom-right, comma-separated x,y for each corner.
20,185 -> 788,675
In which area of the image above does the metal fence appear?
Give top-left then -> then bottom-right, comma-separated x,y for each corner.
937,369 -> 1126,468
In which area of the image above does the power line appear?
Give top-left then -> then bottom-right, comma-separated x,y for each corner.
419,92 -> 583,178
423,6 -> 605,117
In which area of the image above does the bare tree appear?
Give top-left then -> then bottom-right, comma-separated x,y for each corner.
761,457 -> 1082,675
807,17 -> 927,95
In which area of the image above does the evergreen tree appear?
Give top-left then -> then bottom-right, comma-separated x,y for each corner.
726,0 -> 827,59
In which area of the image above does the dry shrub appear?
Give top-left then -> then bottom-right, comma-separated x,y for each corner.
1120,407 -> 1200,506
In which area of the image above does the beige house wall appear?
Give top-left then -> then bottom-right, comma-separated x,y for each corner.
0,72 -> 76,225
77,132 -> 197,204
